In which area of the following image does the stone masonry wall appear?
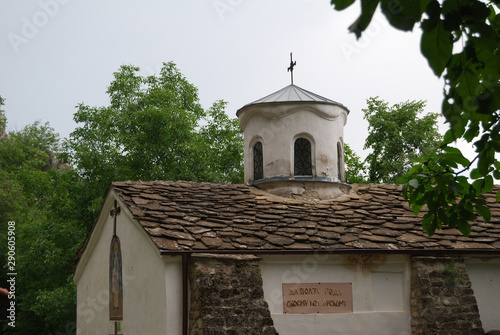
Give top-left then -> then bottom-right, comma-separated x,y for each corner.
188,254 -> 278,335
410,256 -> 484,335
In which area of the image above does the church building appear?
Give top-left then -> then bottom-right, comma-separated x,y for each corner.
73,67 -> 500,334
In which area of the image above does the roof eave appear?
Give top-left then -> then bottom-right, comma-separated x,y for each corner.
236,100 -> 350,117
236,84 -> 350,116
160,248 -> 500,256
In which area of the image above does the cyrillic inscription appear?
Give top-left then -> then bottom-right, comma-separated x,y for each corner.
282,283 -> 353,314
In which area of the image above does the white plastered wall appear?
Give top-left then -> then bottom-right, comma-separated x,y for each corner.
466,257 -> 500,332
240,103 -> 347,184
260,254 -> 411,335
74,191 -> 182,335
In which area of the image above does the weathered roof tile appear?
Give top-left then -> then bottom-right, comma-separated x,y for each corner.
339,234 -> 358,244
360,233 -> 398,243
201,237 -> 223,248
397,233 -> 432,243
151,237 -> 180,250
266,234 -> 295,246
235,236 -> 266,247
100,181 -> 500,253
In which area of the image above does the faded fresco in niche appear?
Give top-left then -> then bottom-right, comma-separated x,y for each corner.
109,236 -> 123,320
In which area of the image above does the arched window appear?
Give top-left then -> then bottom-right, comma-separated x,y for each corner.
294,138 -> 312,176
253,141 -> 263,181
337,142 -> 343,181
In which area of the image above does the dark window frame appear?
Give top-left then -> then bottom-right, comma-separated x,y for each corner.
337,141 -> 343,182
294,137 -> 312,176
253,141 -> 263,181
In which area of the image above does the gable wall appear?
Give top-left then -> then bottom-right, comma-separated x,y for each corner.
75,193 -> 170,335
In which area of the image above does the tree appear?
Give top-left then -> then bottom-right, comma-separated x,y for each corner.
1,63 -> 244,334
198,100 -> 244,183
0,118 -> 85,335
344,143 -> 368,184
363,97 -> 441,183
65,62 -> 243,213
330,0 -> 500,235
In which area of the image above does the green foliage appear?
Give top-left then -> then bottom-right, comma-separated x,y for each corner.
331,0 -> 500,235
15,211 -> 82,334
66,62 -> 243,211
2,63 -> 244,334
16,121 -> 60,154
344,143 -> 369,183
0,121 -> 60,172
0,120 -> 86,335
363,97 -> 441,183
198,100 -> 244,183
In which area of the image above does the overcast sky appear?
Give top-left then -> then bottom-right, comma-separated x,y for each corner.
1,0 -> 445,159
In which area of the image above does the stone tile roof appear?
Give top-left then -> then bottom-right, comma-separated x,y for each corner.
109,181 -> 500,253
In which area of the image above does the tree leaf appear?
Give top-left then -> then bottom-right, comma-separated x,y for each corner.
348,0 -> 380,38
443,129 -> 457,144
476,204 -> 491,222
457,220 -> 471,236
412,203 -> 423,215
331,0 -> 357,10
483,175 -> 494,193
381,0 -> 416,31
421,19 -> 453,76
441,146 -> 471,167
408,179 -> 419,188
381,0 -> 431,31
470,168 -> 482,180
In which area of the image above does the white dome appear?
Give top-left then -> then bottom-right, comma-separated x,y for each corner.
237,84 -> 351,200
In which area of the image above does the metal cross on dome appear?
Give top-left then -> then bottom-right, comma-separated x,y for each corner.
287,52 -> 296,85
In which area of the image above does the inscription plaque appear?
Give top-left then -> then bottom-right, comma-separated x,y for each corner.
282,282 -> 353,314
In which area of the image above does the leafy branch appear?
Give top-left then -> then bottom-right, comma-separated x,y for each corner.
331,0 -> 500,236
